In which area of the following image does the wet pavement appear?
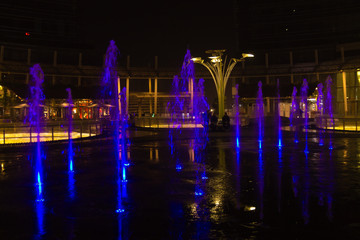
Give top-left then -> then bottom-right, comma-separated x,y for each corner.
1,127 -> 360,239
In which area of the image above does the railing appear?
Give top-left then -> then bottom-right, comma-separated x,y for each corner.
0,121 -> 102,144
315,117 -> 360,131
133,116 -> 249,128
133,117 -> 201,129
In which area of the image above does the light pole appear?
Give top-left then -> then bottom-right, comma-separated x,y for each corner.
192,50 -> 254,118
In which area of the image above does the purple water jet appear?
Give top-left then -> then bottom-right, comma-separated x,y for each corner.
256,81 -> 264,150
29,64 -> 45,202
66,88 -> 74,172
234,84 -> 240,148
277,79 -> 282,148
325,76 -> 334,149
300,79 -> 309,153
101,40 -> 126,216
290,87 -> 299,143
316,83 -> 324,146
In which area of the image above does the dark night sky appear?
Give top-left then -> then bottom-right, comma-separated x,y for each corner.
78,0 -> 237,67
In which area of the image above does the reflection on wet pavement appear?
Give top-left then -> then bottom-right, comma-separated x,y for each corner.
1,129 -> 360,239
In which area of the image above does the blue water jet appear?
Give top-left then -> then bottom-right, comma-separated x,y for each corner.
290,87 -> 299,143
234,84 -> 241,148
325,76 -> 334,150
316,83 -> 325,147
256,81 -> 264,151
277,79 -> 283,149
301,79 -> 309,153
29,64 -> 45,202
66,88 -> 75,173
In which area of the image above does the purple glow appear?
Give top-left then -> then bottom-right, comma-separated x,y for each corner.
325,76 -> 334,149
234,84 -> 240,148
290,87 -> 299,143
316,83 -> 324,146
66,88 -> 74,173
277,79 -> 282,148
256,81 -> 264,151
301,79 -> 309,153
29,64 -> 45,202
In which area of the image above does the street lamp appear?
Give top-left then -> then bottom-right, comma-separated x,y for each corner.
192,49 -> 254,118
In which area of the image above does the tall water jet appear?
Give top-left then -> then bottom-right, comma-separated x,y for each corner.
66,88 -> 74,172
66,88 -> 75,199
300,79 -> 309,153
29,64 -> 45,202
193,78 -> 209,183
167,76 -> 185,129
193,78 -> 209,128
101,40 -> 125,215
316,83 -> 324,146
29,64 -> 45,239
167,76 -> 185,170
290,87 -> 299,143
277,79 -> 282,148
181,49 -> 194,115
256,81 -> 264,151
234,84 -> 240,148
325,76 -> 334,149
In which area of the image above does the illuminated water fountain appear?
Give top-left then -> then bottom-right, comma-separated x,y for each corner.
316,83 -> 324,146
300,79 -> 309,153
290,87 -> 299,143
29,64 -> 45,202
325,76 -> 334,149
66,88 -> 75,172
277,79 -> 282,149
29,64 -> 46,239
100,40 -> 127,216
256,81 -> 264,151
234,84 -> 240,148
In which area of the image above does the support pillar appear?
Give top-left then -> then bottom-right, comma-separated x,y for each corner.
78,53 -> 82,67
148,78 -> 152,114
0,46 -> 4,62
342,71 -> 348,115
154,77 -> 158,115
53,51 -> 57,66
117,76 -> 121,116
189,77 -> 193,115
126,77 -> 129,116
26,74 -> 29,84
27,48 -> 31,65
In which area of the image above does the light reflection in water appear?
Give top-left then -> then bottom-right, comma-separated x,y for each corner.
68,170 -> 75,200
277,148 -> 282,213
302,152 -> 310,224
35,199 -> 45,239
235,149 -> 241,209
257,150 -> 264,220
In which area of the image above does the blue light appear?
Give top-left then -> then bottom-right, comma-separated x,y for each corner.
295,139 -> 299,144
258,140 -> 262,150
124,163 -> 130,167
122,166 -> 127,182
176,165 -> 182,171
195,191 -> 203,196
115,208 -> 125,213
236,137 -> 240,148
69,160 -> 73,172
329,146 -> 333,150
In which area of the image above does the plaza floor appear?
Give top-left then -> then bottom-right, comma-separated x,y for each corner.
0,127 -> 360,239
